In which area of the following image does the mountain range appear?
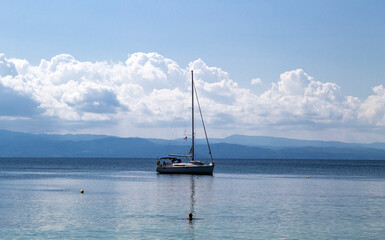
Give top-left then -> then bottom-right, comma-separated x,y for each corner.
0,130 -> 385,160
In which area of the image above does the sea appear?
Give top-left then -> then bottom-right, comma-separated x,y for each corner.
1,158 -> 385,240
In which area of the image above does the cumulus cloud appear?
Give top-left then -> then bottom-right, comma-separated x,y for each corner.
358,85 -> 385,126
0,52 -> 384,142
250,78 -> 262,85
252,69 -> 355,126
0,55 -> 41,118
0,54 -> 18,77
0,52 -> 187,122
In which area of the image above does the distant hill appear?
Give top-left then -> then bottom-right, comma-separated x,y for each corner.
0,130 -> 385,159
210,134 -> 384,149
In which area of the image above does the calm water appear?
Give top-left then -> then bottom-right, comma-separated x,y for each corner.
1,158 -> 385,239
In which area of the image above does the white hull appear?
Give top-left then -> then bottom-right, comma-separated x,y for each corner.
156,164 -> 214,175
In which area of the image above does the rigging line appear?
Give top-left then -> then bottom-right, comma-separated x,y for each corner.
167,84 -> 189,142
163,85 -> 189,156
193,80 -> 214,163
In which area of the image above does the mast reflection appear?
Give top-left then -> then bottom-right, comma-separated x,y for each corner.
190,175 -> 196,215
188,175 -> 196,240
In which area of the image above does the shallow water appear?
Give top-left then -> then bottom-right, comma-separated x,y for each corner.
1,158 -> 385,239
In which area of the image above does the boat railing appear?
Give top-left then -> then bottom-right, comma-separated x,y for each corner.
168,154 -> 192,158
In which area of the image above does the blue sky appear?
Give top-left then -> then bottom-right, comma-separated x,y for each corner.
0,0 -> 385,142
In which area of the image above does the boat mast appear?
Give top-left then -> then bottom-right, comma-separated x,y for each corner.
191,70 -> 195,162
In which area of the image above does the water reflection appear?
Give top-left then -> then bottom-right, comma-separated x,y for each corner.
190,175 -> 196,215
188,175 -> 196,240
155,173 -> 214,240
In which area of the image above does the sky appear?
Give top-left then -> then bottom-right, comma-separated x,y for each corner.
0,0 -> 384,143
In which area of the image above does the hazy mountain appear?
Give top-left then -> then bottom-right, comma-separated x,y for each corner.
149,134 -> 385,150
0,130 -> 385,159
210,134 -> 371,149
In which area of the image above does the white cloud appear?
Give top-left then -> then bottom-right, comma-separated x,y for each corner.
252,69 -> 351,125
250,78 -> 262,85
0,52 -> 384,142
358,85 -> 385,126
0,54 -> 18,77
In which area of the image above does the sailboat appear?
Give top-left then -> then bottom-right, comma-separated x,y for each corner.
156,70 -> 215,175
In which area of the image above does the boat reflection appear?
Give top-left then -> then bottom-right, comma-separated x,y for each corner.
190,175 -> 196,216
155,174 -> 214,240
188,175 -> 196,239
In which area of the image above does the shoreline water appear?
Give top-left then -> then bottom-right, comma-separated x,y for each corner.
1,158 -> 385,239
